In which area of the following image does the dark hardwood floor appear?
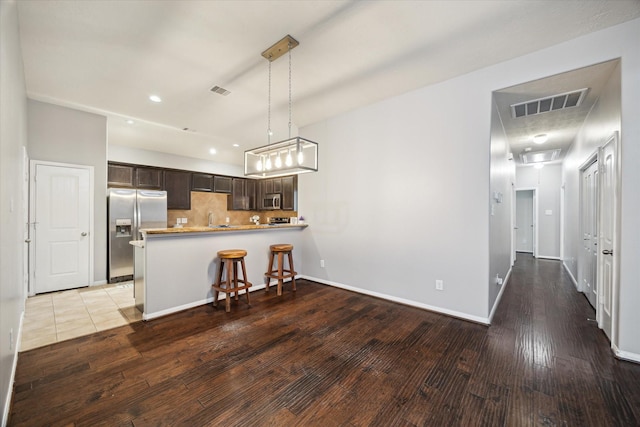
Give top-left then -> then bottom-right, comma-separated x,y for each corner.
9,254 -> 640,426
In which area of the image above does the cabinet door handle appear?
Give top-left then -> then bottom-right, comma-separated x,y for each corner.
602,249 -> 613,255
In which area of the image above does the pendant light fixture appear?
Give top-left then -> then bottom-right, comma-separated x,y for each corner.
244,35 -> 318,178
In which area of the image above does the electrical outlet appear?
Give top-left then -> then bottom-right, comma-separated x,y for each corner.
435,280 -> 444,291
320,259 -> 325,268
181,218 -> 188,224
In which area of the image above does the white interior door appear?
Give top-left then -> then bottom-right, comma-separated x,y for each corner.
598,135 -> 617,341
515,190 -> 534,253
33,163 -> 91,294
580,160 -> 598,308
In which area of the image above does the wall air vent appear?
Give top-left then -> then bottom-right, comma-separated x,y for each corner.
210,85 -> 231,96
511,88 -> 588,118
520,149 -> 561,164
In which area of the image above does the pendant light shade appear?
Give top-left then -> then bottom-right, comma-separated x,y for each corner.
244,34 -> 318,178
245,136 -> 318,178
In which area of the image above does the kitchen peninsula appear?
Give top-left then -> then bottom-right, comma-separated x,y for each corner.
130,223 -> 307,320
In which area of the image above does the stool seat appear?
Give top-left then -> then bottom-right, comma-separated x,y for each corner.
212,248 -> 252,312
270,244 -> 293,252
265,243 -> 297,296
218,249 -> 247,258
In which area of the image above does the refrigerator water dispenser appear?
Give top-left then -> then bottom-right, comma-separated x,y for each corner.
115,219 -> 132,237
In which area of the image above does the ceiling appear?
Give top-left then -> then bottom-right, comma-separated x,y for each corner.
493,59 -> 620,166
16,1 -> 640,166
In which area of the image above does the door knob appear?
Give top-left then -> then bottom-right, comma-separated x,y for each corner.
602,249 -> 613,255
81,232 -> 88,236
24,239 -> 31,243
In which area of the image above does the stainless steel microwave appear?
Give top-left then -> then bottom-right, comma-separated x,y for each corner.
263,193 -> 281,210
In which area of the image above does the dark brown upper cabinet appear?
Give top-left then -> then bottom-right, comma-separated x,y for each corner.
281,176 -> 296,210
272,178 -> 282,193
164,170 -> 191,210
107,163 -> 134,188
135,166 -> 163,190
213,176 -> 232,193
228,178 -> 257,211
191,173 -> 214,192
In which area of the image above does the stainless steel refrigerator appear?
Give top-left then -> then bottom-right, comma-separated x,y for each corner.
108,188 -> 167,283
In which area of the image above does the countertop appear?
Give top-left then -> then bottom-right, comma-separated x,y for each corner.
142,223 -> 308,235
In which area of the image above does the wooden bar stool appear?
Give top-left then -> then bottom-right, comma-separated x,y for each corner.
265,244 -> 297,296
212,249 -> 252,312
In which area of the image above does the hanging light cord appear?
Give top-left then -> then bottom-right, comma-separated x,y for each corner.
288,44 -> 292,139
268,59 -> 272,145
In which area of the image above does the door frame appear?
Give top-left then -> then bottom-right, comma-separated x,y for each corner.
23,147 -> 30,296
514,187 -> 538,258
510,182 -> 516,266
29,160 -> 95,296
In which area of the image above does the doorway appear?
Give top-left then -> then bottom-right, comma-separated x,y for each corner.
515,189 -> 536,258
30,161 -> 94,294
597,132 -> 618,342
579,155 -> 598,309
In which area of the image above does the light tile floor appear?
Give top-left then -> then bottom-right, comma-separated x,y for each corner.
21,282 -> 142,352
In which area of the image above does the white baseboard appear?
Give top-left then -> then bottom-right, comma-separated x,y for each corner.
92,279 -> 108,286
300,275 -> 490,325
488,266 -> 512,324
562,261 -> 579,289
537,255 -> 562,260
3,311 -> 24,427
613,344 -> 640,364
142,281 -> 285,320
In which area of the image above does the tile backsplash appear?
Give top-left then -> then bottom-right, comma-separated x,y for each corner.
167,192 -> 297,227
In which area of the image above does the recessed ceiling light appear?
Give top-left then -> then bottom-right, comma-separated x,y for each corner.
126,119 -> 134,125
233,144 -> 240,148
149,95 -> 162,103
533,134 -> 548,144
209,148 -> 217,155
534,163 -> 545,169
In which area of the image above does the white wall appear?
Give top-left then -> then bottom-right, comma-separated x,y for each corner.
0,1 -> 28,423
489,98 -> 515,317
517,164 -> 562,259
299,18 -> 640,337
109,144 -> 243,177
27,100 -> 108,284
300,69 -> 492,323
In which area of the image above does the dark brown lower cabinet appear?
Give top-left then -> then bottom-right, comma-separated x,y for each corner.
164,170 -> 191,210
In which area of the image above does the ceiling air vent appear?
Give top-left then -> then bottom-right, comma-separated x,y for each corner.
210,85 -> 230,96
511,88 -> 588,118
520,149 -> 561,164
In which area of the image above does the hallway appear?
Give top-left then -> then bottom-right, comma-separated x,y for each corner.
9,255 -> 640,425
492,253 -> 640,425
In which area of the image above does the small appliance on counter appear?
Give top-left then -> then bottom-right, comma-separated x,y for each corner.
268,217 -> 290,225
